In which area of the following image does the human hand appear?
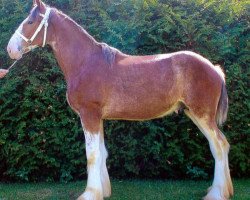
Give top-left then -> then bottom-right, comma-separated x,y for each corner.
0,69 -> 9,79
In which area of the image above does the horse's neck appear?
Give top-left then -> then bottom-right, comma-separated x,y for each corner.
48,9 -> 99,82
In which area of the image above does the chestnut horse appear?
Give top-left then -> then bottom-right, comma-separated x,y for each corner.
7,1 -> 233,200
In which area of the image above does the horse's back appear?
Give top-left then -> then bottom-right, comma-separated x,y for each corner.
102,53 -> 181,119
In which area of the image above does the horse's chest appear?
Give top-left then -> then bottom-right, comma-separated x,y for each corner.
66,92 -> 81,114
66,78 -> 106,113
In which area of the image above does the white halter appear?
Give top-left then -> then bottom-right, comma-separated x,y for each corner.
16,7 -> 51,49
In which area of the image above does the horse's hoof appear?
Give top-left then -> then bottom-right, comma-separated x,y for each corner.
77,187 -> 103,200
204,185 -> 229,200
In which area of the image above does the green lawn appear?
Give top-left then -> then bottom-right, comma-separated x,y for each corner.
0,179 -> 249,200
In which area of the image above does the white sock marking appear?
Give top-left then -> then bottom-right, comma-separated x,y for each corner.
84,131 -> 103,195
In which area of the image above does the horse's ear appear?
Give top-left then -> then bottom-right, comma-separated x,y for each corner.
33,0 -> 44,7
33,0 -> 40,6
33,0 -> 46,11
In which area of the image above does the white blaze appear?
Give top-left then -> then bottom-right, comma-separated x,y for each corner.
7,18 -> 29,60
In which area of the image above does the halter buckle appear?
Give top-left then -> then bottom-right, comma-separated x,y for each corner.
27,39 -> 32,45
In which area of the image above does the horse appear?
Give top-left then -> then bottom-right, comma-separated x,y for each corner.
7,1 -> 233,200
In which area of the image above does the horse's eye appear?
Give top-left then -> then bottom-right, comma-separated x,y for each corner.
28,20 -> 33,25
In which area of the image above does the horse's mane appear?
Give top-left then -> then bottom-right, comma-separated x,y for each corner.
100,43 -> 123,67
52,7 -> 96,42
51,7 -> 124,67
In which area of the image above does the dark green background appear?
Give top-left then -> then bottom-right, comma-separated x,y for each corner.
0,0 -> 249,182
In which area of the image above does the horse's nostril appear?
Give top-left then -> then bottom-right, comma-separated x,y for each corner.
7,47 -> 11,54
17,46 -> 21,52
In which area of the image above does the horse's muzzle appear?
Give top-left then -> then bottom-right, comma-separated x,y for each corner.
7,34 -> 23,60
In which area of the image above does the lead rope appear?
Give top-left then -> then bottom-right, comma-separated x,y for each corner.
6,48 -> 31,71
7,60 -> 18,71
6,47 -> 31,71
0,60 -> 18,78
0,53 -> 27,78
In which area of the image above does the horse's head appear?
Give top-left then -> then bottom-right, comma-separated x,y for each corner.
7,0 -> 51,60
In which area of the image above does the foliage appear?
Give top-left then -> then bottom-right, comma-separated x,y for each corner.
0,0 -> 249,182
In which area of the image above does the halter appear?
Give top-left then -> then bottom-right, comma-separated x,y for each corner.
16,7 -> 51,49
3,7 -> 51,74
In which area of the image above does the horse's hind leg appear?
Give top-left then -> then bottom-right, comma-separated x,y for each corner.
185,110 -> 233,200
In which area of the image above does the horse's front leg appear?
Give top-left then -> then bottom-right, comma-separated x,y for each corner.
77,109 -> 110,200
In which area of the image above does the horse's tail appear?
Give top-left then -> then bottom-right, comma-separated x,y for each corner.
215,65 -> 228,126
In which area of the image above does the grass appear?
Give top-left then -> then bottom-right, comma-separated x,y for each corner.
0,179 -> 249,200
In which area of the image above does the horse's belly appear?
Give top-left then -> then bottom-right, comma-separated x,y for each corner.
102,91 -> 180,120
103,102 -> 180,120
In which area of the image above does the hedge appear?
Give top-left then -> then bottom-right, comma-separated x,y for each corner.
0,0 -> 249,182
